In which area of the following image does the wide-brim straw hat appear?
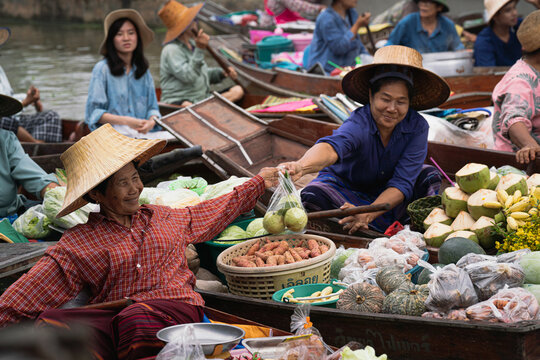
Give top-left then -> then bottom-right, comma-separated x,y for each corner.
99,9 -> 155,56
56,124 -> 166,218
485,0 -> 517,22
342,45 -> 450,111
158,0 -> 204,45
414,0 -> 449,13
518,9 -> 540,53
0,27 -> 10,48
0,94 -> 22,117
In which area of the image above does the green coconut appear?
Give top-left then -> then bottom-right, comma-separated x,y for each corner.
496,173 -> 528,196
487,171 -> 500,190
450,211 -> 476,231
526,174 -> 540,192
423,207 -> 452,231
445,230 -> 479,244
470,216 -> 498,250
441,186 -> 470,218
455,163 -> 490,194
423,222 -> 453,248
467,189 -> 500,220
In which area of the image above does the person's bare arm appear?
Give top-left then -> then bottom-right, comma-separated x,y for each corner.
508,121 -> 540,164
278,143 -> 339,181
16,126 -> 41,143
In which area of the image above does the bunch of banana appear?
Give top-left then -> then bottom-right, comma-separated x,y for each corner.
493,188 -> 540,231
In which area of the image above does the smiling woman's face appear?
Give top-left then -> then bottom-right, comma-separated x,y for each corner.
369,80 -> 410,133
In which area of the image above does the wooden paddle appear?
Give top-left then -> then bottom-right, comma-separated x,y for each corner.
191,28 -> 242,86
364,24 -> 376,55
307,202 -> 390,220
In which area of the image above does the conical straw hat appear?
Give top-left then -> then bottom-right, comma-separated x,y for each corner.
99,9 -> 155,56
341,45 -> 450,110
158,0 -> 204,45
57,124 -> 166,218
485,0 -> 515,23
0,94 -> 22,117
518,9 -> 540,53
0,27 -> 10,48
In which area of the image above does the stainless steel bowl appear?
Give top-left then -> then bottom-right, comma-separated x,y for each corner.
156,323 -> 245,356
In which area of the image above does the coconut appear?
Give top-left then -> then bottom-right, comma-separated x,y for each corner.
451,211 -> 476,231
423,222 -> 453,248
471,216 -> 497,250
496,173 -> 528,196
445,230 -> 479,244
423,207 -> 452,231
455,163 -> 490,194
487,171 -> 500,190
526,174 -> 540,192
441,186 -> 470,218
467,189 -> 500,220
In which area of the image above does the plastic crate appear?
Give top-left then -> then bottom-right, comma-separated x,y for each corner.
256,35 -> 294,63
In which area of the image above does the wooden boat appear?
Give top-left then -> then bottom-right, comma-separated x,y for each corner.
209,34 -> 507,105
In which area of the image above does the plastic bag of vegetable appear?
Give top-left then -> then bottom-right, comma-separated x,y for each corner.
520,251 -> 540,284
523,284 -> 540,304
139,187 -> 168,205
287,304 -> 332,358
263,171 -> 307,235
200,176 -> 251,200
331,246 -> 358,279
155,323 -> 205,360
12,205 -> 51,239
43,187 -> 96,229
497,248 -> 531,264
464,261 -> 525,300
154,189 -> 201,209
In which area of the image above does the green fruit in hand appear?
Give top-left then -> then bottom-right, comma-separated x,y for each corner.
284,207 -> 308,232
263,211 -> 285,234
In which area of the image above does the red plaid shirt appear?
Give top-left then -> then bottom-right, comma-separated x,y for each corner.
0,176 -> 264,326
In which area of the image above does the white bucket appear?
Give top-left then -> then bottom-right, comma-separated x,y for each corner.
422,50 -> 474,77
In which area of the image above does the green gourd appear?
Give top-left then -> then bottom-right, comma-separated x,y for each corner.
376,266 -> 411,294
336,282 -> 385,313
382,282 -> 429,316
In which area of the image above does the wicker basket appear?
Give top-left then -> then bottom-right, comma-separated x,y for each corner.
216,234 -> 336,300
407,195 -> 442,233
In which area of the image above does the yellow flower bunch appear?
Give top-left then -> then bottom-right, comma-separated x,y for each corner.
496,214 -> 540,252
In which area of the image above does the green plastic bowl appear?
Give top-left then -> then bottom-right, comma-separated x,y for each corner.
272,283 -> 346,308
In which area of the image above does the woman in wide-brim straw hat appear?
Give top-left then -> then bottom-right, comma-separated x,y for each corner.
492,9 -> 540,164
0,124 -> 281,359
474,0 -> 540,67
386,0 -> 465,53
85,9 -> 172,140
158,0 -> 244,106
279,45 -> 449,233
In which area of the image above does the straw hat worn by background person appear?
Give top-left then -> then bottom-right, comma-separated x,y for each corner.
0,27 -> 10,48
414,0 -> 449,12
342,45 -> 450,110
517,9 -> 540,52
56,124 -> 165,218
99,9 -> 155,55
158,0 -> 204,45
484,0 -> 517,22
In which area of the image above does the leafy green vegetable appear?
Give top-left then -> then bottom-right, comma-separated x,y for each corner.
200,177 -> 251,200
245,218 -> 265,238
341,346 -> 388,360
12,205 -> 51,239
43,187 -> 95,229
216,225 -> 248,240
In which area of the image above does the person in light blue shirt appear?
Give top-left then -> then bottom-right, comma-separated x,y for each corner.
0,94 -> 58,217
386,0 -> 464,53
85,9 -> 166,139
306,0 -> 370,74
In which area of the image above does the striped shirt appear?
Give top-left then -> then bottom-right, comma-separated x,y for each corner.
0,176 -> 264,326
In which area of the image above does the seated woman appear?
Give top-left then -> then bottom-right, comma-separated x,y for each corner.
280,45 -> 449,233
85,9 -> 170,139
0,27 -> 62,143
158,0 -> 244,107
492,10 -> 540,164
386,0 -> 464,53
0,94 -> 58,218
260,0 -> 326,26
0,123 -> 280,359
306,0 -> 371,74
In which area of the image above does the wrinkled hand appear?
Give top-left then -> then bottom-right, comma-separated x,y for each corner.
34,99 -> 43,112
516,145 -> 540,164
258,167 -> 282,189
23,86 -> 40,108
194,29 -> 209,49
338,202 -> 372,234
277,161 -> 303,181
356,12 -> 371,28
137,118 -> 156,134
126,117 -> 146,131
225,66 -> 238,81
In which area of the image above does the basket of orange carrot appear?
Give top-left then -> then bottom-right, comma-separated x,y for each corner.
216,234 -> 336,300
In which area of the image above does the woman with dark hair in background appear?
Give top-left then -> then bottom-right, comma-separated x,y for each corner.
85,9 -> 171,139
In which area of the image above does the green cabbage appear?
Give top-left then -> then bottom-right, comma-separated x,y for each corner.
253,228 -> 269,237
168,177 -> 207,195
43,187 -> 95,229
523,284 -> 540,305
341,346 -> 387,360
331,247 -> 357,279
201,176 -> 251,200
245,218 -> 265,238
12,205 -> 51,239
520,252 -> 540,284
216,225 -> 247,240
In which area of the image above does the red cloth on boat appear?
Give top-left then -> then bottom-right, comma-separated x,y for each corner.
0,177 -> 265,327
264,0 -> 309,24
36,299 -> 203,360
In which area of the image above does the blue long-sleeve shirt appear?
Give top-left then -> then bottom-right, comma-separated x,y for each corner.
474,19 -> 522,67
307,7 -> 367,74
316,105 -> 428,201
386,12 -> 464,53
85,60 -> 161,132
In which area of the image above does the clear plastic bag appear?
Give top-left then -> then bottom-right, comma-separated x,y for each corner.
156,324 -> 205,360
330,246 -> 358,279
13,204 -> 51,239
456,253 -> 496,268
465,261 -> 525,300
263,172 -> 308,234
496,249 -> 532,264
153,189 -> 202,209
424,112 -> 495,149
290,304 -> 332,355
420,261 -> 478,313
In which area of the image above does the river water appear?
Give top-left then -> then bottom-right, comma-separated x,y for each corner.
1,0 -> 538,121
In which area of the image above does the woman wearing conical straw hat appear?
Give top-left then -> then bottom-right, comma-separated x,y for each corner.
492,10 -> 540,164
474,0 -> 540,67
279,45 -> 450,234
158,0 -> 244,106
0,124 -> 281,359
85,9 -> 172,139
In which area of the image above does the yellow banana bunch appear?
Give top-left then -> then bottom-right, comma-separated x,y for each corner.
497,188 -> 509,204
483,201 -> 503,209
509,211 -> 530,220
507,216 -> 519,230
507,200 -> 530,214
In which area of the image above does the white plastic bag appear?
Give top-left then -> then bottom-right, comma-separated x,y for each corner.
13,204 -> 51,239
156,324 -> 205,360
465,261 -> 525,300
154,189 -> 201,209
